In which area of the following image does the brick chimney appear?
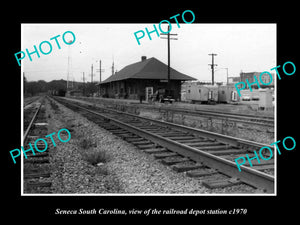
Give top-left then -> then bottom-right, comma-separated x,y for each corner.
141,56 -> 147,62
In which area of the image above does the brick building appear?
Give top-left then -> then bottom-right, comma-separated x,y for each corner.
240,72 -> 274,89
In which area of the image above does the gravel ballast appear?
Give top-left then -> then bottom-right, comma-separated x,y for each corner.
45,97 -> 258,194
45,97 -> 212,194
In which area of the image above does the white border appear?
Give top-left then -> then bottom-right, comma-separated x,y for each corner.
21,23 -> 277,196
21,23 -> 24,194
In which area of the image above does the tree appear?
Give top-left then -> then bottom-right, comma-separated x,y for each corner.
85,82 -> 97,96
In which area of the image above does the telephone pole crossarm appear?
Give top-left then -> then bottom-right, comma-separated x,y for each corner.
160,26 -> 178,89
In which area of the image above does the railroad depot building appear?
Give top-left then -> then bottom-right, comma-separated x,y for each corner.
98,56 -> 196,101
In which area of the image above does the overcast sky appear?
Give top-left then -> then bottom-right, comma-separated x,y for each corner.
21,23 -> 276,83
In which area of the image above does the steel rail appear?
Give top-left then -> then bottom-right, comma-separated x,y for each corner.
89,100 -> 271,150
24,96 -> 41,108
132,103 -> 274,123
55,98 -> 275,193
58,97 -> 271,149
23,103 -> 42,145
134,106 -> 274,128
188,108 -> 273,121
69,97 -> 274,126
165,108 -> 274,127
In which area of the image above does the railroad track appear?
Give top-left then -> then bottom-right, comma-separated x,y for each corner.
162,107 -> 274,127
78,97 -> 274,127
23,97 -> 52,193
24,96 -> 41,108
52,96 -> 275,193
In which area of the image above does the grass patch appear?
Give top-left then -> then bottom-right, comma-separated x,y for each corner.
78,137 -> 110,166
77,135 -> 122,193
49,99 -> 60,113
81,149 -> 109,166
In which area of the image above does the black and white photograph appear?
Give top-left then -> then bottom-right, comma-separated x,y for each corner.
3,4 -> 298,220
21,23 -> 276,195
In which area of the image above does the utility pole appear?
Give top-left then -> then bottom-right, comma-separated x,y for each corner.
96,60 -> 105,96
91,64 -> 94,83
160,26 -> 177,92
100,60 -> 102,82
82,72 -> 86,96
208,53 -> 217,85
96,60 -> 105,82
99,60 -> 102,97
67,43 -> 73,90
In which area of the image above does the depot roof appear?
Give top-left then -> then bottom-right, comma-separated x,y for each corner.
100,57 -> 196,84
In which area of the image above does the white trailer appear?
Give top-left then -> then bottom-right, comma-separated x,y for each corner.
186,84 -> 218,104
218,86 -> 240,103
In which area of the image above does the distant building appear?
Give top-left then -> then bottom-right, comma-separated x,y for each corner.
98,56 -> 196,101
227,76 -> 241,85
240,72 -> 274,89
260,72 -> 274,87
